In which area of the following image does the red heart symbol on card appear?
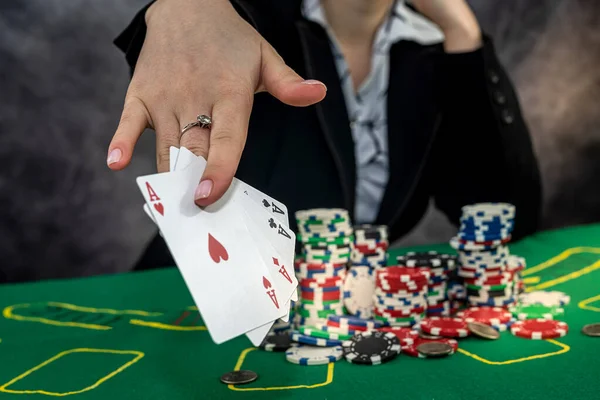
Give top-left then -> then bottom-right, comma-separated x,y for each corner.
208,234 -> 229,263
263,276 -> 272,289
153,202 -> 164,216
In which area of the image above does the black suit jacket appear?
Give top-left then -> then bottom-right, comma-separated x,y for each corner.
115,0 -> 542,270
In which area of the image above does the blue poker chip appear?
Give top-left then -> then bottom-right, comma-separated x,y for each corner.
290,331 -> 343,347
467,297 -> 515,307
300,285 -> 342,293
459,247 -> 508,257
374,299 -> 427,310
458,232 -> 511,242
327,315 -> 384,328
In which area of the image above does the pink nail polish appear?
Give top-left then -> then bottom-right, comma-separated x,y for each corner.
107,148 -> 122,165
195,180 -> 213,200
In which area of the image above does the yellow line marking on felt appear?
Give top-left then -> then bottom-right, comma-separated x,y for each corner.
3,302 -> 162,331
526,259 -> 600,292
522,247 -> 600,277
227,348 -> 334,391
128,319 -> 206,331
0,348 -> 144,397
578,294 -> 600,312
457,339 -> 569,365
522,276 -> 541,284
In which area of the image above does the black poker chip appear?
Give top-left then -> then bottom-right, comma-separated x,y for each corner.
396,251 -> 457,269
466,288 -> 512,298
259,333 -> 293,352
342,331 -> 401,365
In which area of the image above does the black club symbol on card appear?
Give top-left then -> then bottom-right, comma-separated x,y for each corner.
262,199 -> 270,208
268,218 -> 277,229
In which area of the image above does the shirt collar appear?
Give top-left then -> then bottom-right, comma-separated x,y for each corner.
301,0 -> 444,46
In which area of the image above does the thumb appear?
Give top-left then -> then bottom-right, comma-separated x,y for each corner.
258,41 -> 327,107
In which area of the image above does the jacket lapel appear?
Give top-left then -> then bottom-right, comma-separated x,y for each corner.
295,19 -> 357,217
376,41 -> 443,225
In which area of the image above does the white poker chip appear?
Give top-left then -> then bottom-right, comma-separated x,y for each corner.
518,291 -> 571,307
343,266 -> 375,318
285,344 -> 343,366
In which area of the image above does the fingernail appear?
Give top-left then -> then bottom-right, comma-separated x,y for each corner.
106,148 -> 122,165
195,179 -> 213,200
302,79 -> 327,90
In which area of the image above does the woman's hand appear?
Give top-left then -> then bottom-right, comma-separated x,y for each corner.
107,0 -> 327,206
411,0 -> 482,52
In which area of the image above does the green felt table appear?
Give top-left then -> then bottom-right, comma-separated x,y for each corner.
1,224 -> 600,400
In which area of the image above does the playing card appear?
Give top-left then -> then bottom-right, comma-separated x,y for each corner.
142,146 -> 181,224
235,185 -> 298,303
169,146 -> 180,172
174,147 -> 289,227
136,158 -> 287,344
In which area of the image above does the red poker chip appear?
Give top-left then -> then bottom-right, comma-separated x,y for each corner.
401,337 -> 459,358
463,272 -> 514,286
373,306 -> 426,318
377,327 -> 419,345
294,260 -> 347,271
456,306 -> 512,325
299,276 -> 342,288
326,319 -> 370,332
417,317 -> 469,338
376,280 -> 428,291
510,319 -> 569,340
377,267 -> 431,282
300,290 -> 341,301
354,243 -> 388,253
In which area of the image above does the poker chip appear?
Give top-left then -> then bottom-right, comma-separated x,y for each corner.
314,322 -> 362,336
417,317 -> 469,338
299,302 -> 343,311
297,307 -> 342,319
518,291 -> 571,307
401,337 -> 458,358
299,276 -> 343,289
300,290 -> 341,302
456,306 -> 513,326
509,304 -> 565,320
299,325 -> 352,341
290,331 -> 343,347
377,267 -> 431,283
342,266 -> 375,318
377,326 -> 419,345
510,319 -> 568,339
259,333 -> 293,352
285,344 -> 343,365
325,319 -> 373,332
342,331 -> 400,365
327,315 -> 384,329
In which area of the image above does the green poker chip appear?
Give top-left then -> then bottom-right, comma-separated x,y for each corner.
466,282 -> 513,291
302,298 -> 341,306
509,304 -> 565,321
298,325 -> 353,341
297,308 -> 339,318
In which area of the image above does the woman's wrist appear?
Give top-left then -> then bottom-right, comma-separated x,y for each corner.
441,20 -> 482,53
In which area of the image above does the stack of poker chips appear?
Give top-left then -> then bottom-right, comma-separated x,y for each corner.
342,225 -> 389,319
451,203 -> 519,307
292,209 -> 353,329
373,267 -> 430,327
395,252 -> 458,317
351,225 -> 388,268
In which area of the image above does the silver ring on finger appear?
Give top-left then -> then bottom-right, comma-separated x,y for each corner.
180,114 -> 212,137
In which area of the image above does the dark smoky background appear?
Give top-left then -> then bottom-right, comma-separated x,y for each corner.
0,0 -> 598,283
